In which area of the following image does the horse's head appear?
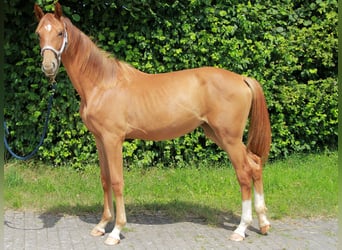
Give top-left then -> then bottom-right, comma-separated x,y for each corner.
34,3 -> 68,81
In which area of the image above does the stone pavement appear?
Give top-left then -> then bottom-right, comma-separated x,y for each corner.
4,210 -> 338,250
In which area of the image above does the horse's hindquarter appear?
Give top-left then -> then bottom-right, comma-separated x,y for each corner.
124,67 -> 252,141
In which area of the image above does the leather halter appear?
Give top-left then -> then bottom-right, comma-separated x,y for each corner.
40,23 -> 68,79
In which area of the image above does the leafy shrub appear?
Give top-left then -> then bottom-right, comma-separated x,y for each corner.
4,0 -> 337,168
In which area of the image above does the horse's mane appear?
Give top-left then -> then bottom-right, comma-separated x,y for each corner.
63,17 -> 134,86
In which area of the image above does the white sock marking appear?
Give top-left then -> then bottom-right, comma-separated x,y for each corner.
254,192 -> 265,212
234,200 -> 252,238
109,227 -> 121,240
254,192 -> 270,227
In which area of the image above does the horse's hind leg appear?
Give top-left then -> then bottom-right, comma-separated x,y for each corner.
203,124 -> 253,241
202,124 -> 224,148
218,141 -> 270,240
247,151 -> 270,235
224,141 -> 254,241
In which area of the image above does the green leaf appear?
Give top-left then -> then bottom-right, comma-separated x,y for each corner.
72,14 -> 81,22
219,10 -> 227,17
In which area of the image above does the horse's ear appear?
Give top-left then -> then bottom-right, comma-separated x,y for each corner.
34,4 -> 45,21
54,2 -> 63,19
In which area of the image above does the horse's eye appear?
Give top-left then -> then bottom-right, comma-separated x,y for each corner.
58,32 -> 63,37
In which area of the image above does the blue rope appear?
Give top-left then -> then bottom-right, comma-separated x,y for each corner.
4,83 -> 56,160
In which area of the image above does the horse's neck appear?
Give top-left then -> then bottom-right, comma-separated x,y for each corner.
61,20 -> 122,101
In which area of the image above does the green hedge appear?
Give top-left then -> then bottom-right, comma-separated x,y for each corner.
4,0 -> 337,168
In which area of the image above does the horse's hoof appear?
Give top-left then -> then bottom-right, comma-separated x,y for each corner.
229,232 -> 244,241
260,224 -> 271,235
90,227 -> 105,237
104,236 -> 120,245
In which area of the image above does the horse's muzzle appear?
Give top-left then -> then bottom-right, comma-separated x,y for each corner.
42,61 -> 57,77
41,50 -> 59,79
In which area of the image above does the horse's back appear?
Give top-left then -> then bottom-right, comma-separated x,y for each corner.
129,67 -> 249,98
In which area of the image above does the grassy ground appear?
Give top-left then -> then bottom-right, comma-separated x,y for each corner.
4,151 -> 337,225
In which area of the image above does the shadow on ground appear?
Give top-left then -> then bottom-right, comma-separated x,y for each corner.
36,200 -> 251,233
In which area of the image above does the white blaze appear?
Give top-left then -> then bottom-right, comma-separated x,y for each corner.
45,24 -> 52,32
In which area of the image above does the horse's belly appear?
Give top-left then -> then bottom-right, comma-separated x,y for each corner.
125,114 -> 203,141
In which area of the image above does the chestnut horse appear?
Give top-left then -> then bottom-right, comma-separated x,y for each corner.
34,3 -> 271,245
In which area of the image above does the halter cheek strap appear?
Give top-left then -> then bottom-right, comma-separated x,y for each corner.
40,27 -> 68,62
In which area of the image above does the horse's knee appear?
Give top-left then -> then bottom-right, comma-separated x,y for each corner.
111,181 -> 124,196
101,176 -> 110,190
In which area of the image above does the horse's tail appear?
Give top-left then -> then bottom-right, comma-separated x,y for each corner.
244,77 -> 271,164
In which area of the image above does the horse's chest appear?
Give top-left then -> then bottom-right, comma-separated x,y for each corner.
79,100 -> 124,136
79,103 -> 103,135
78,105 -> 90,128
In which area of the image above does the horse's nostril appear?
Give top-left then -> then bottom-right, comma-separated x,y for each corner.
43,64 -> 50,71
42,61 -> 56,71
42,61 -> 57,77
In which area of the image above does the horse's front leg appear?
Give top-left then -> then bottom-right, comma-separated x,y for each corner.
101,136 -> 126,246
91,137 -> 114,237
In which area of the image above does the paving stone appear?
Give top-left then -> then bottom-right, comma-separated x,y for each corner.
4,210 -> 338,249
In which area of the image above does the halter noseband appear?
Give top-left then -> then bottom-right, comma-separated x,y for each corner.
40,23 -> 68,79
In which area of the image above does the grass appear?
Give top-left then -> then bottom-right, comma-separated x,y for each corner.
4,151 -> 337,225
